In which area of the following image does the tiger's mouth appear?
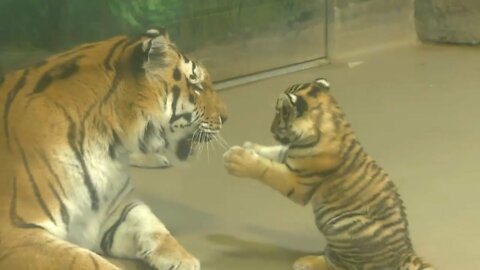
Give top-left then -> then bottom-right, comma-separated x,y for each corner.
175,122 -> 225,160
192,122 -> 221,143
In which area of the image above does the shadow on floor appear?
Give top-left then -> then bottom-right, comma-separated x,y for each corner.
203,234 -> 322,270
137,193 -> 219,235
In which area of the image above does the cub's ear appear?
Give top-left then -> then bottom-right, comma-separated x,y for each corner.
313,78 -> 330,89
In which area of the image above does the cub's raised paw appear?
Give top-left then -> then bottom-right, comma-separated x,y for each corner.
242,141 -> 256,149
223,146 -> 262,178
293,255 -> 335,270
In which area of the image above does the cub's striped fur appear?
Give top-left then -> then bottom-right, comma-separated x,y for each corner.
224,78 -> 432,270
0,28 -> 227,270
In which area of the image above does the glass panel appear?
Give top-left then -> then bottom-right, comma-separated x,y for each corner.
0,0 -> 327,81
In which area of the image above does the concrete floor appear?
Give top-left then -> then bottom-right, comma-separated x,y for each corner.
112,43 -> 480,270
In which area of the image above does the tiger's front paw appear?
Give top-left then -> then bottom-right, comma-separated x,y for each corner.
144,234 -> 200,270
130,153 -> 172,169
223,146 -> 266,179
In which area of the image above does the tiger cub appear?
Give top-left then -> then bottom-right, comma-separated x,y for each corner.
0,28 -> 227,270
223,78 -> 432,270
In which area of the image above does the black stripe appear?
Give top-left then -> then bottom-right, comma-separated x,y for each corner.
287,188 -> 295,197
104,38 -> 128,71
48,182 -> 70,227
106,177 -> 132,214
176,136 -> 192,161
78,101 -> 98,156
139,121 -> 156,153
37,149 -> 67,196
315,172 -> 393,228
290,133 -> 320,149
160,126 -> 169,148
3,69 -> 29,143
293,141 -> 360,180
173,67 -> 181,81
0,74 -> 5,87
320,170 -> 386,220
191,61 -> 197,74
308,84 -> 324,97
9,177 -> 45,230
108,131 -> 121,159
100,202 -> 139,255
333,221 -> 407,245
57,44 -> 96,59
188,93 -> 195,104
169,85 -> 181,123
100,73 -> 120,106
170,112 -> 192,124
284,85 -> 295,94
32,55 -> 85,94
56,104 -> 99,211
16,138 -> 57,224
336,147 -> 364,177
317,176 -> 383,228
322,160 -> 374,205
370,195 -> 399,218
99,41 -> 131,106
130,42 -> 146,76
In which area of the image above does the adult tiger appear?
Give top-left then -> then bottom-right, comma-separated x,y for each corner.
0,28 -> 227,270
223,79 -> 432,270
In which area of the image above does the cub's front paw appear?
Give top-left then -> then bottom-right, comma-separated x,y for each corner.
145,234 -> 200,270
223,146 -> 265,178
242,141 -> 257,150
293,255 -> 334,270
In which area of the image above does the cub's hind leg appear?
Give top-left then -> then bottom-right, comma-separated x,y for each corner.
294,255 -> 338,270
98,199 -> 199,270
399,254 -> 434,270
0,229 -> 120,270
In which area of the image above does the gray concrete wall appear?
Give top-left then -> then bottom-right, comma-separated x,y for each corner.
329,0 -> 416,59
415,0 -> 480,45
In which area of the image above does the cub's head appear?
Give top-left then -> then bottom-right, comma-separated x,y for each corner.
118,28 -> 227,160
271,78 -> 339,148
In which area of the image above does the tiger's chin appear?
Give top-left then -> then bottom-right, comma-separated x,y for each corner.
175,129 -> 220,161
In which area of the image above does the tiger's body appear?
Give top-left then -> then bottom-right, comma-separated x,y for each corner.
223,79 -> 432,270
0,29 -> 227,270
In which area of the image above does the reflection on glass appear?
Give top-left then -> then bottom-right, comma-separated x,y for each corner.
0,0 -> 327,81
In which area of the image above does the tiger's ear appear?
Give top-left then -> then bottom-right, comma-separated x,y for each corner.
142,28 -> 171,68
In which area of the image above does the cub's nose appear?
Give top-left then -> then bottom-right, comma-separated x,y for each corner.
220,115 -> 228,124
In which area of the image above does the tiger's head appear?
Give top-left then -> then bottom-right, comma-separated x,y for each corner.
115,28 -> 228,161
271,78 -> 337,148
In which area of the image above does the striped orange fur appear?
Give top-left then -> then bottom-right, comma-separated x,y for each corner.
0,28 -> 227,270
